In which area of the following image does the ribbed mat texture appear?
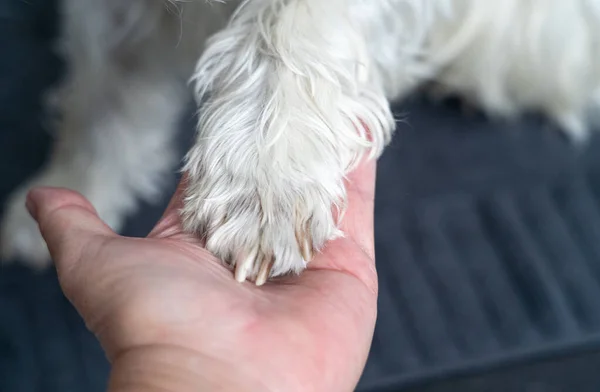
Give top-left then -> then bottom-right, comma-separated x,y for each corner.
359,100 -> 600,390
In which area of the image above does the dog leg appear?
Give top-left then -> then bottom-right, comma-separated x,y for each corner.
182,0 -> 397,284
424,0 -> 600,140
1,1 -> 191,268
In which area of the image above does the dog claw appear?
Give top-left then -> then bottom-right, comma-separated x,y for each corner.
295,215 -> 314,262
299,237 -> 313,262
234,261 -> 249,283
235,245 -> 258,283
255,253 -> 274,286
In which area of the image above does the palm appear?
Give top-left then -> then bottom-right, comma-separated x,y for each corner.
37,163 -> 378,391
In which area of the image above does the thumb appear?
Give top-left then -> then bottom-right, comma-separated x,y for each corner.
27,187 -> 116,272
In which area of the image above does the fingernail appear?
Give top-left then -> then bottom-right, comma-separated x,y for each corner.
25,190 -> 40,220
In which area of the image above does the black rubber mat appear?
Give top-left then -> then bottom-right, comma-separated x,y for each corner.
3,1 -> 600,391
358,100 -> 600,391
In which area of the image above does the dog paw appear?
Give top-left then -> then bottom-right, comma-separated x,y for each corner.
181,169 -> 344,285
1,187 -> 52,270
184,3 -> 395,283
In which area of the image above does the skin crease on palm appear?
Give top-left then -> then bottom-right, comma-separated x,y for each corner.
26,160 -> 379,392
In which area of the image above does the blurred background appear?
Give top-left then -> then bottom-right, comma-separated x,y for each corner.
3,1 -> 600,391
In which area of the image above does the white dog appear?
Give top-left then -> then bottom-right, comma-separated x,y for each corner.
2,0 -> 600,285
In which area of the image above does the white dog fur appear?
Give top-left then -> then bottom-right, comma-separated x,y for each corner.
2,0 -> 600,284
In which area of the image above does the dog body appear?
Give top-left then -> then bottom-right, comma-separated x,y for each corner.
3,0 -> 600,283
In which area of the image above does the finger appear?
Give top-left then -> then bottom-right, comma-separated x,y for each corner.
26,187 -> 116,273
339,159 -> 377,260
162,175 -> 188,217
148,176 -> 187,238
307,160 -> 378,294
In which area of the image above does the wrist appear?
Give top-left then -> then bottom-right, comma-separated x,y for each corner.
108,345 -> 266,392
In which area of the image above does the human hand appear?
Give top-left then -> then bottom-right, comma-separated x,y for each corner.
25,162 -> 378,392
